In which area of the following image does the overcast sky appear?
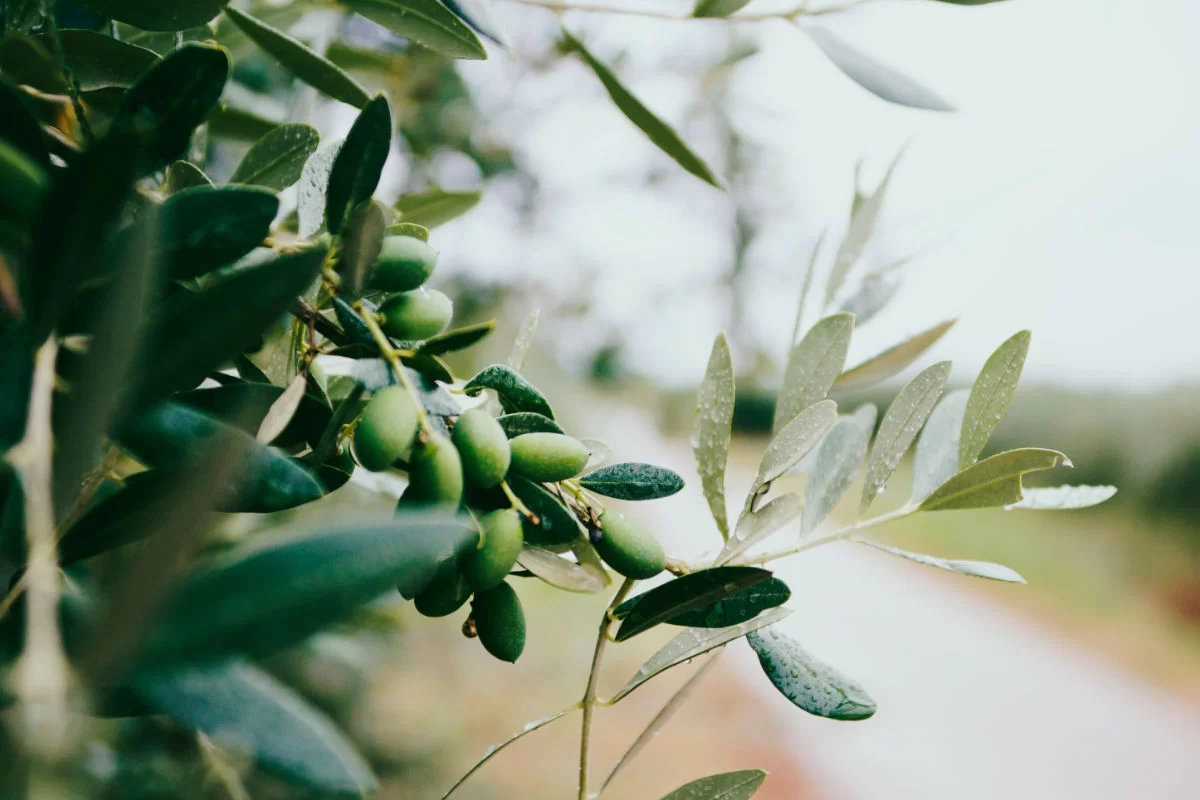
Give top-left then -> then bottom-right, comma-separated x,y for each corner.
419,0 -> 1200,392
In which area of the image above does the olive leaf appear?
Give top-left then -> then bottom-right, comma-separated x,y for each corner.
856,540 -> 1026,583
133,659 -> 376,795
443,0 -> 510,47
660,577 -> 790,629
693,0 -> 754,18
496,412 -> 564,438
508,309 -> 539,370
755,399 -> 838,487
860,360 -> 951,512
0,30 -> 159,92
516,546 -> 609,593
417,321 -> 496,356
837,272 -> 901,326
920,448 -> 1070,511
1005,485 -> 1117,511
910,388 -> 969,502
144,185 -> 280,280
614,566 -> 772,642
562,29 -> 721,189
395,188 -> 482,228
163,160 -> 212,193
609,607 -> 791,704
298,141 -> 342,238
804,25 -> 954,112
718,493 -> 804,565
579,462 -> 685,501
774,313 -> 853,433
76,0 -> 231,30
177,382 -> 332,448
823,151 -> 904,310
693,332 -> 735,540
506,475 -> 581,546
747,626 -> 876,720
837,319 -> 956,391
464,364 -> 555,419
338,199 -> 387,297
344,0 -> 487,60
256,375 -> 309,444
230,123 -> 320,190
657,770 -> 767,800
959,330 -> 1031,468
224,7 -> 372,109
801,404 -> 876,537
325,96 -> 391,235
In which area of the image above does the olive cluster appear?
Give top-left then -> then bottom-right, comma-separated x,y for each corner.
368,235 -> 455,341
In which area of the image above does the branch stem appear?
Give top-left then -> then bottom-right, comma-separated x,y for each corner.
357,301 -> 431,430
733,504 -> 914,567
579,577 -> 635,800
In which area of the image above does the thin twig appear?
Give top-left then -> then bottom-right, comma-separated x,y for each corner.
579,577 -> 635,800
357,301 -> 432,431
733,503 -> 914,567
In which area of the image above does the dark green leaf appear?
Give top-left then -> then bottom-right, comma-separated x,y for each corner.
563,29 -> 720,188
919,448 -> 1070,511
401,351 -> 454,383
337,198 -> 387,296
693,332 -> 734,540
162,160 -> 213,193
176,381 -> 332,448
580,462 -> 684,501
657,770 -> 767,800
344,0 -> 487,60
332,296 -> 376,346
417,320 -> 496,356
614,566 -> 772,642
224,7 -> 372,108
76,0 -> 230,30
138,512 -> 476,665
0,30 -> 159,92
325,95 -> 391,235
395,188 -> 482,228
133,659 -> 375,795
662,577 -> 789,628
464,364 -> 554,419
495,412 -> 563,438
805,25 -> 954,111
959,330 -> 1030,468
748,626 -> 876,720
774,313 -> 853,433
506,475 -> 581,547
118,44 -> 230,173
693,0 -> 753,17
230,123 -> 320,190
150,185 -> 279,280
207,104 -> 279,142
857,540 -> 1025,583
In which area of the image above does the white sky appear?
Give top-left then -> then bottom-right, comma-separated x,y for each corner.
423,0 -> 1200,391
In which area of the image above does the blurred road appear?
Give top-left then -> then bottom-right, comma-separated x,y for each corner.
587,401 -> 1200,800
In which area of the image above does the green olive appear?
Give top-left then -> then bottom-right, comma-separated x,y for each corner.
471,581 -> 525,663
452,409 -> 511,489
413,561 -> 471,617
464,509 -> 524,591
397,432 -> 463,509
0,140 -> 48,226
352,386 -> 418,472
509,432 -> 590,482
369,235 -> 439,292
593,511 -> 666,579
378,289 -> 453,341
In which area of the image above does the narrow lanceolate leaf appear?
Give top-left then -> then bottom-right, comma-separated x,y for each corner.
718,493 -> 804,565
417,321 -> 496,356
508,309 -> 539,370
224,7 -> 371,108
910,389 -> 969,502
516,547 -> 609,593
344,0 -> 487,60
563,29 -> 721,188
257,375 -> 309,444
692,333 -> 735,540
163,161 -> 212,193
920,448 -> 1070,511
434,708 -> 575,800
496,412 -> 563,438
338,199 -> 387,297
860,361 -> 950,512
0,31 -> 159,92
756,399 -> 838,486
118,44 -> 230,174
506,475 -> 581,547
395,188 -> 482,228
443,0 -> 510,47
658,770 -> 767,800
76,0 -> 230,30
837,319 -> 956,391
805,26 -> 954,111
959,330 -> 1031,468
325,96 -> 392,235
580,462 -> 685,501
1006,485 -> 1117,511
774,313 -> 854,432
693,0 -> 754,18
138,513 -> 476,665
664,577 -> 790,629
147,185 -> 279,279
298,142 -> 342,238
837,272 -> 901,327
823,151 -> 904,309
801,405 -> 876,537
133,660 -> 376,795
748,627 -> 876,720
464,365 -> 554,419
609,607 -> 791,704
230,123 -> 320,190
614,566 -> 771,642
857,540 -> 1025,583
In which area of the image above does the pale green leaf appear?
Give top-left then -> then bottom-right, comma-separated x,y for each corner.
297,142 -> 342,238
747,626 -> 876,720
823,151 -> 904,309
959,330 -> 1031,468
1006,485 -> 1117,510
756,399 -> 838,486
395,188 -> 482,228
230,123 -> 320,190
801,404 -> 875,537
805,25 -> 954,111
920,448 -> 1069,511
345,0 -> 487,60
837,272 -> 901,326
693,0 -> 753,17
718,493 -> 804,565
774,312 -> 854,432
861,361 -> 950,512
910,389 -> 969,502
857,540 -> 1025,583
692,332 -> 735,540
836,319 -> 956,391
507,309 -> 539,371
657,769 -> 768,800
256,375 -> 308,444
516,547 -> 609,593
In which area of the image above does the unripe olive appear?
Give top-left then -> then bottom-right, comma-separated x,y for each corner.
0,140 -> 48,226
353,387 -> 418,472
593,511 -> 666,579
398,432 -> 463,509
369,235 -> 439,291
464,509 -> 524,591
471,581 -> 525,663
508,433 -> 590,483
452,409 -> 511,489
414,561 -> 471,617
378,288 -> 453,341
